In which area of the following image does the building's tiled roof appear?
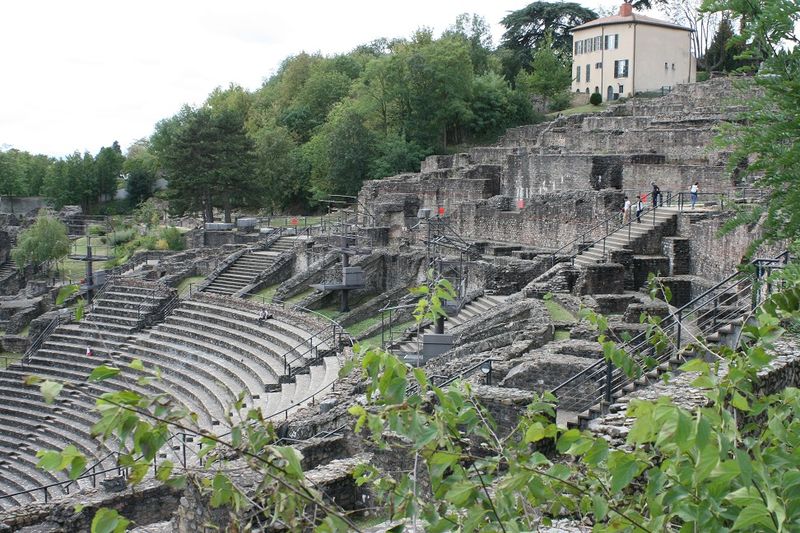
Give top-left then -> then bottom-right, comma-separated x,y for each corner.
571,13 -> 693,33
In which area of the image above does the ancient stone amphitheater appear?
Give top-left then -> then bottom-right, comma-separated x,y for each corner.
0,77 -> 797,531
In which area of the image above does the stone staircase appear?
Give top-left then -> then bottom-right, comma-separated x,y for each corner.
553,253 -> 786,429
203,251 -> 278,295
202,236 -> 302,296
0,261 -> 16,281
391,294 -> 507,356
574,207 -> 678,267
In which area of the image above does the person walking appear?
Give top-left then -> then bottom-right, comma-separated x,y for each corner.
622,196 -> 631,224
86,346 -> 93,357
635,195 -> 644,223
651,182 -> 661,209
690,181 -> 699,209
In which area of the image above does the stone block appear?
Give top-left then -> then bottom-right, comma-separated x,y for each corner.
204,222 -> 234,231
236,217 -> 257,229
422,333 -> 454,360
574,263 -> 625,295
661,237 -> 691,275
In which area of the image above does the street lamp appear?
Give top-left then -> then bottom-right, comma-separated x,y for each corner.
480,360 -> 493,386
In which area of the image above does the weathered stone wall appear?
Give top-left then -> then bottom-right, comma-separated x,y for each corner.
471,385 -> 538,439
677,212 -> 784,282
622,162 -> 732,194
0,479 -> 180,532
450,190 -> 621,247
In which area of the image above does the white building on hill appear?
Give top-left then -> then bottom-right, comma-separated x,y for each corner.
570,1 -> 696,101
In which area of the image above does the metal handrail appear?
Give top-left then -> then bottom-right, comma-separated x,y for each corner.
22,315 -> 62,365
0,430 -> 191,505
551,250 -> 789,411
575,194 -> 675,263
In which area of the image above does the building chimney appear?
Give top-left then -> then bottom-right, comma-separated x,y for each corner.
619,2 -> 633,16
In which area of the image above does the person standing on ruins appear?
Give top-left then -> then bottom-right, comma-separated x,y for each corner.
623,196 -> 631,224
635,195 -> 644,223
651,182 -> 661,209
690,181 -> 699,209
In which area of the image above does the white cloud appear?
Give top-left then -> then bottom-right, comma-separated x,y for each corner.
0,0 -> 634,157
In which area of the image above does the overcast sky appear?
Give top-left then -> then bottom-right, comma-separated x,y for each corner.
0,0 -> 635,158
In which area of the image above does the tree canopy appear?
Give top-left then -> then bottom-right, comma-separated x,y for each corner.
701,0 -> 800,245
11,211 -> 69,270
499,2 -> 597,80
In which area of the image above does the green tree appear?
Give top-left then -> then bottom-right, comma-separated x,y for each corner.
701,0 -> 800,245
468,72 -> 536,142
43,152 -> 97,211
94,142 -> 125,201
516,35 -> 572,112
500,1 -> 598,80
12,211 -> 69,270
124,141 -> 158,207
704,17 -> 748,72
153,106 -> 258,222
0,150 -> 27,212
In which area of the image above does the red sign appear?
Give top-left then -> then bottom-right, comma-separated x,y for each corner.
517,199 -> 525,209
290,217 -> 298,226
438,207 -> 445,216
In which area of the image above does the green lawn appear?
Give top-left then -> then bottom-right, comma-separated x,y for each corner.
346,315 -> 385,337
177,275 -> 206,295
359,319 -> 417,347
544,299 -> 576,323
248,284 -> 279,304
283,288 -> 315,305
547,103 -> 607,118
554,329 -> 571,342
0,352 -> 22,369
314,307 -> 342,320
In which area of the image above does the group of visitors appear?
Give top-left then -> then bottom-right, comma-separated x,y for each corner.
622,181 -> 701,223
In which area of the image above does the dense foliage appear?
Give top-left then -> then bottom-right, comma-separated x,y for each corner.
11,211 -> 69,270
701,0 -> 800,246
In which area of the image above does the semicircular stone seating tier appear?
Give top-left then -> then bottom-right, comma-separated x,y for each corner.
0,282 -> 342,512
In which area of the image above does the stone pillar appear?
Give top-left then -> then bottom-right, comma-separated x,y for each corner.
661,237 -> 691,275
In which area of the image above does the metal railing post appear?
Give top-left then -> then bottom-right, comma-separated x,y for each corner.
675,310 -> 682,358
605,360 -> 613,404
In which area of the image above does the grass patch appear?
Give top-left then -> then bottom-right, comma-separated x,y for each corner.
544,299 -> 576,323
58,259 -> 106,283
283,288 -> 315,305
554,329 -> 571,341
359,319 -> 417,347
346,315 -> 384,337
18,325 -> 30,338
547,103 -> 607,118
0,352 -> 22,369
315,308 -> 341,320
249,284 -> 279,304
177,275 -> 206,295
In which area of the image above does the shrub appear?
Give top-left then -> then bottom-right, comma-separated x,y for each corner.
138,235 -> 158,251
160,226 -> 185,251
589,92 -> 602,106
88,224 -> 106,236
155,239 -> 169,251
107,228 -> 136,246
547,91 -> 572,112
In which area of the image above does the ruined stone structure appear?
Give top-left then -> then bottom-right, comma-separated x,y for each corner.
0,77 -> 793,531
